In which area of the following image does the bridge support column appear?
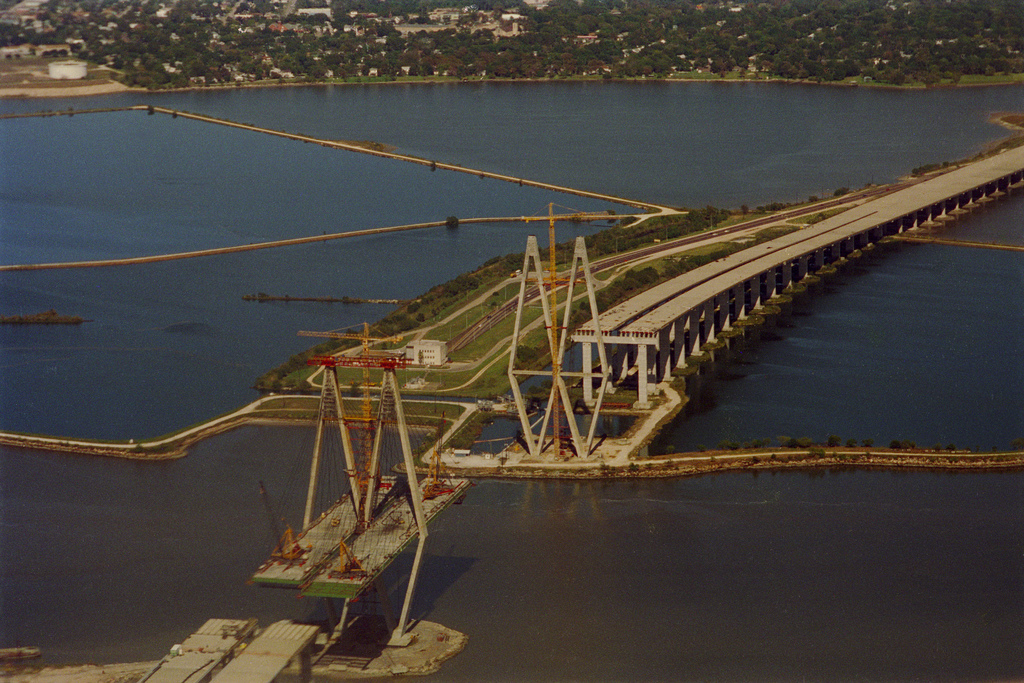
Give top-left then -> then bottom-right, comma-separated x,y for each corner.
727,284 -> 742,323
716,291 -> 731,333
809,248 -> 823,272
687,308 -> 702,357
702,300 -> 716,344
745,277 -> 761,314
793,255 -> 808,281
608,343 -> 619,383
636,343 -> 652,408
776,263 -> 792,293
625,344 -> 638,382
659,327 -> 672,381
673,317 -> 688,368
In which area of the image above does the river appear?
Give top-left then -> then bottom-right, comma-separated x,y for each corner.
1,81 -> 1023,680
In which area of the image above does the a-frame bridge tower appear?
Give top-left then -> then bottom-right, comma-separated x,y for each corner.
507,223 -> 610,460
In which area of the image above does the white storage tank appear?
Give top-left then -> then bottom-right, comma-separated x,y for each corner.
48,60 -> 87,80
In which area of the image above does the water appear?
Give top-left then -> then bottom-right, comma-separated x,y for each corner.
0,110 -> 620,438
3,82 -> 1022,208
2,82 -> 1024,678
423,473 -> 1024,681
0,427 -> 315,662
6,430 -> 1021,680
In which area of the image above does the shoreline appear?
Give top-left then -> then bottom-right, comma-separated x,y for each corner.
0,80 -> 134,99
2,73 -> 1021,101
4,408 -> 1022,479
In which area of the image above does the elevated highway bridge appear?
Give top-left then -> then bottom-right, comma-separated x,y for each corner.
573,145 -> 1024,406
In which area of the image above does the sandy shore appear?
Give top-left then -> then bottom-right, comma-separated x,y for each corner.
0,81 -> 135,98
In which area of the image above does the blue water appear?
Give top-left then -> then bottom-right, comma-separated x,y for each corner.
0,110 -> 625,265
3,82 -> 1022,207
1,109 -> 621,438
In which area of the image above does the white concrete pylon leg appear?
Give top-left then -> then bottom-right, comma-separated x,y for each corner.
582,341 -> 593,405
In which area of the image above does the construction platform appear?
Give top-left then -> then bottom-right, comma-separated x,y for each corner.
251,478 -> 471,600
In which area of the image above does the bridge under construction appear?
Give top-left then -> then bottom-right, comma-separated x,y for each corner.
250,325 -> 470,652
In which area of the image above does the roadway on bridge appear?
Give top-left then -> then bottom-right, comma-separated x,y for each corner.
587,143 -> 1024,337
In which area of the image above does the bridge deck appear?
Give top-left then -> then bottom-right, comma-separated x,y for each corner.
301,479 -> 472,599
251,478 -> 471,600
250,497 -> 361,589
580,144 -> 1024,338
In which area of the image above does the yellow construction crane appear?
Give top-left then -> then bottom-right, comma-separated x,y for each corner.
299,324 -> 406,490
423,412 -> 454,500
299,323 -> 404,420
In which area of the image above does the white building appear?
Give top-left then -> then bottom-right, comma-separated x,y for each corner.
47,60 -> 87,80
405,339 -> 448,366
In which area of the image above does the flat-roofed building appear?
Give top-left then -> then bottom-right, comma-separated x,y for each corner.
406,339 -> 447,366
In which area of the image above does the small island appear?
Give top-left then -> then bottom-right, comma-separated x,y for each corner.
0,309 -> 86,325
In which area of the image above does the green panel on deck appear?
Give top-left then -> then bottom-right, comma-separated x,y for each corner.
299,579 -> 368,600
251,576 -> 304,588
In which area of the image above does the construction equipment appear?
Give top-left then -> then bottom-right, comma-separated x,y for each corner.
423,413 -> 454,500
252,326 -> 470,650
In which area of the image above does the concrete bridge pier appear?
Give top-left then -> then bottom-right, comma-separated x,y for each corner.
702,299 -> 717,344
687,308 -> 703,358
636,342 -> 655,407
745,276 -> 761,314
915,207 -> 931,226
728,284 -> 744,323
658,326 -> 673,381
775,261 -> 793,294
715,291 -> 731,333
611,343 -> 632,384
792,255 -> 808,282
671,316 -> 688,369
758,270 -> 771,301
